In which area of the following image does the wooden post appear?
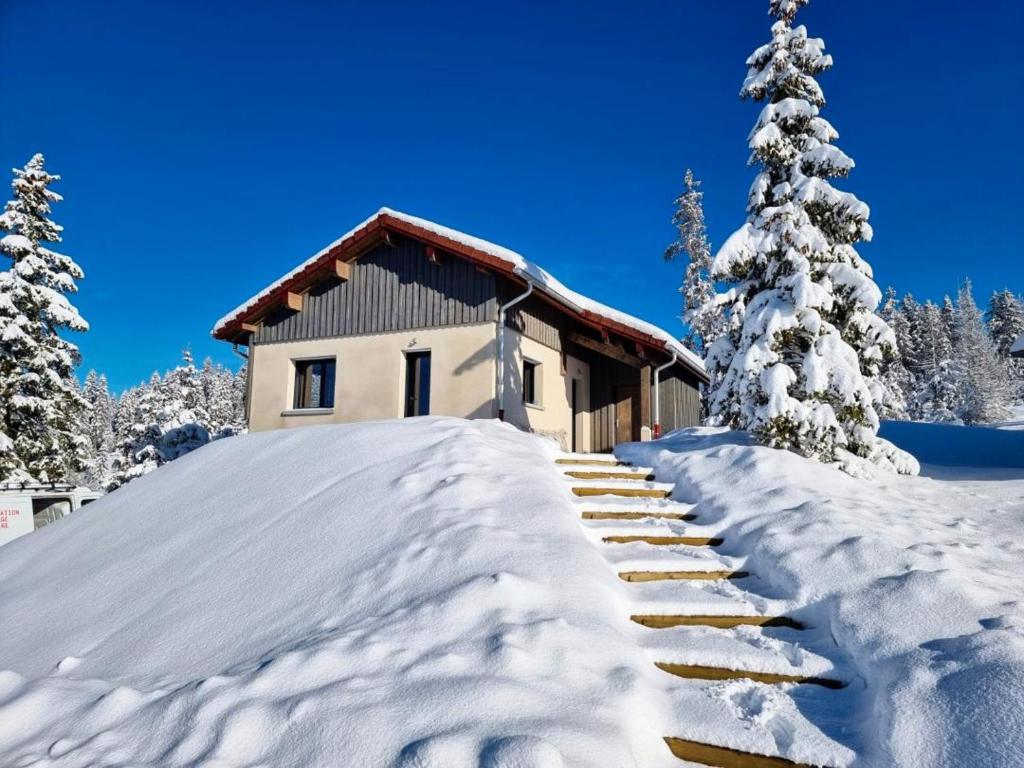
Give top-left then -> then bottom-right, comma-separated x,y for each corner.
640,364 -> 652,436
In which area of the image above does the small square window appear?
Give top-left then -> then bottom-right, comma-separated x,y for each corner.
523,359 -> 539,405
294,358 -> 335,409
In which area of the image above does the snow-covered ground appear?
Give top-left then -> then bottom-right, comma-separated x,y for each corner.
1,417 -> 1021,767
618,423 -> 1024,768
0,419 -> 681,768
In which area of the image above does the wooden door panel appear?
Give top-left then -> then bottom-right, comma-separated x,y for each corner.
615,385 -> 639,444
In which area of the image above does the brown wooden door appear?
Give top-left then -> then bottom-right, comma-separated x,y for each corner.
615,385 -> 640,444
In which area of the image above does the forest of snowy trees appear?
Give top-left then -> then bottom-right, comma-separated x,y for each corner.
670,176 -> 1024,432
77,352 -> 246,491
0,153 -> 246,492
880,285 -> 1023,424
666,0 -> 1022,476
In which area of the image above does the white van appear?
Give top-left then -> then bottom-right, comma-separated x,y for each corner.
0,483 -> 103,548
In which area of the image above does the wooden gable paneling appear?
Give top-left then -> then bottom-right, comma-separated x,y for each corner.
255,240 -> 498,344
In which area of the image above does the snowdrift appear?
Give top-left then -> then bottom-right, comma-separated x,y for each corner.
0,419 -> 676,767
618,424 -> 1024,768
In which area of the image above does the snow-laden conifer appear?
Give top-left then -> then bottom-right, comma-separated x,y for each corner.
0,154 -> 88,481
906,300 -> 957,419
665,169 -> 723,354
877,288 -> 911,418
987,290 -> 1024,357
703,0 -> 916,473
77,371 -> 115,488
987,289 -> 1024,400
952,282 -> 1014,424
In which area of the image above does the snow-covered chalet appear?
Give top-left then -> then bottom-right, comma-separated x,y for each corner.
213,208 -> 707,452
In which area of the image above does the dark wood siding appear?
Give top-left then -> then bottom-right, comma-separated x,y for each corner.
255,240 -> 498,344
571,341 -> 702,451
499,282 -> 565,351
656,367 -> 702,435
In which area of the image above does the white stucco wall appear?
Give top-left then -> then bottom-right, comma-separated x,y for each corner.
499,330 -> 591,452
248,324 -> 498,432
247,323 -> 592,451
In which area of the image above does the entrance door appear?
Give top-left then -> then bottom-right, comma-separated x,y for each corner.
405,351 -> 431,417
615,385 -> 640,444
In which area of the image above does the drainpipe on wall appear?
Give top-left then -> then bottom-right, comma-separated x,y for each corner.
496,281 -> 534,421
232,342 -> 252,426
652,351 -> 678,439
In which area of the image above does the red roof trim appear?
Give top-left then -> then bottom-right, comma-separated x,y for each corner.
215,212 -> 707,380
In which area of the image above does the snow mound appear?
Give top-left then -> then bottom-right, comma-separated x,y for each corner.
0,419 -> 677,767
618,425 -> 1024,767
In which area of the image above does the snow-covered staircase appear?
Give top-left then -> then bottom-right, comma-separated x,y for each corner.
558,452 -> 853,768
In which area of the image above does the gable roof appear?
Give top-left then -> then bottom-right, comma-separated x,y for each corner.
213,208 -> 706,380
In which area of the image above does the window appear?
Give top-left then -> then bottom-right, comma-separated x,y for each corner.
294,358 -> 335,409
523,359 -> 539,405
405,351 -> 431,417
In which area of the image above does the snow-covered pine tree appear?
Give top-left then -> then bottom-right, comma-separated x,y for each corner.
109,372 -> 165,489
877,288 -> 911,419
941,294 -> 956,341
894,294 -> 923,380
0,154 -> 89,482
107,352 -> 215,490
952,281 -> 1014,424
77,370 -> 115,488
987,289 -> 1024,401
913,360 -> 964,423
702,0 -> 916,474
987,289 -> 1024,358
905,300 -> 958,420
198,357 -> 248,436
665,169 -> 723,354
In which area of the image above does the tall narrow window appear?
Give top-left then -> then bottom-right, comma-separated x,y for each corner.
405,351 -> 431,417
523,359 -> 539,405
294,358 -> 336,409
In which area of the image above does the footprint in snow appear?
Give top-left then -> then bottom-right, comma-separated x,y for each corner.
479,735 -> 565,768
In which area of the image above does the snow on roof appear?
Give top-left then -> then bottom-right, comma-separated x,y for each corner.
1012,332 -> 1024,356
213,207 -> 705,375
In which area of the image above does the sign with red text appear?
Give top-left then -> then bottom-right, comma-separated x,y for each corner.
0,495 -> 33,547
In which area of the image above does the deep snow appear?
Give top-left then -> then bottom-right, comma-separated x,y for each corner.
2,418 -> 1022,767
618,424 -> 1024,768
0,419 -> 683,768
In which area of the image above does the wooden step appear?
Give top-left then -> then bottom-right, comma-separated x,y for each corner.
632,614 -> 804,630
655,662 -> 844,689
564,470 -> 656,481
573,487 -> 672,498
664,737 -> 820,768
603,535 -> 723,546
582,511 -> 696,521
619,570 -> 747,582
555,458 -> 623,466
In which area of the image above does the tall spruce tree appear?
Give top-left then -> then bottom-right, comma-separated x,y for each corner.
877,288 -> 911,418
703,0 -> 915,473
77,370 -> 115,488
952,282 -> 1014,424
907,300 -> 957,419
987,289 -> 1024,399
0,154 -> 88,482
665,169 -> 722,354
987,289 -> 1024,357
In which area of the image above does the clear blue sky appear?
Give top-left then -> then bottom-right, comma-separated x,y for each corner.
2,0 -> 1021,392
